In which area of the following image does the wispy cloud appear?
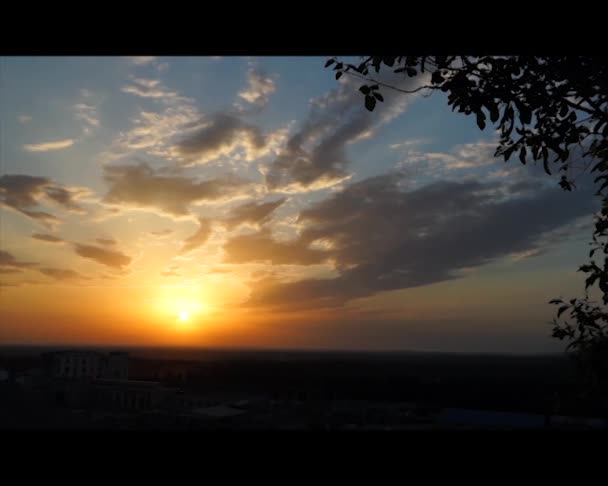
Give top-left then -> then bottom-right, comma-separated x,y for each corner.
18,115 -> 32,124
264,72 -> 427,193
404,140 -> 498,170
235,63 -> 277,113
223,198 -> 286,229
31,233 -> 64,243
73,96 -> 100,135
0,250 -> 37,271
73,243 -> 132,270
389,138 -> 432,150
104,73 -> 286,168
95,238 -> 116,246
150,228 -> 174,237
180,218 -> 212,254
121,77 -> 183,102
0,174 -> 89,227
174,113 -> 273,166
127,56 -> 157,66
23,139 -> 75,152
39,267 -> 85,281
102,162 -> 252,218
99,100 -> 201,164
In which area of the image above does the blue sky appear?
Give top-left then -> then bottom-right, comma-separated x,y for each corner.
0,56 -> 596,352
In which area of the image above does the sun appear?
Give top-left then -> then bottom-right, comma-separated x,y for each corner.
154,284 -> 215,330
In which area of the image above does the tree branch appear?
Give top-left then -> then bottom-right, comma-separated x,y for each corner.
343,70 -> 437,95
565,98 -> 608,120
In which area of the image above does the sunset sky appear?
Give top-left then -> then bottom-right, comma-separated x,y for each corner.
0,56 -> 597,352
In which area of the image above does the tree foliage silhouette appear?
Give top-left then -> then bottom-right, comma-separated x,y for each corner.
326,56 -> 608,401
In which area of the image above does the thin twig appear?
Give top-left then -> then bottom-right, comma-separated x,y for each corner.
343,70 -> 436,95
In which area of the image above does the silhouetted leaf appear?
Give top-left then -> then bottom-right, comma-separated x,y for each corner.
431,71 -> 443,84
335,72 -> 343,80
586,274 -> 599,289
519,106 -> 532,124
476,112 -> 486,130
543,157 -> 551,175
559,176 -> 573,191
489,104 -> 499,123
325,59 -> 335,68
373,92 -> 384,102
359,85 -> 370,95
593,119 -> 604,134
557,306 -> 569,318
503,146 -> 516,162
364,95 -> 376,112
519,147 -> 526,164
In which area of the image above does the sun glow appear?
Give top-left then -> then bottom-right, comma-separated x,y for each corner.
150,284 -> 215,330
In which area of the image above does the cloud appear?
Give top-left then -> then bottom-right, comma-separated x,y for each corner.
127,57 -> 158,65
403,140 -> 498,171
161,271 -> 181,277
23,139 -> 75,152
238,172 -> 597,310
44,186 -> 86,212
389,139 -> 432,150
174,113 -> 272,166
18,115 -> 32,124
73,243 -> 132,270
0,250 -> 37,271
0,174 -> 87,226
103,78 -> 284,168
150,228 -> 174,237
264,73 -> 427,192
74,102 -> 99,134
38,267 -> 84,281
180,218 -> 212,254
102,162 -> 251,217
223,228 -> 329,265
235,64 -> 276,113
121,77 -> 181,101
223,198 -> 286,229
31,233 -> 64,243
95,238 -> 116,246
99,102 -> 202,164
0,268 -> 22,274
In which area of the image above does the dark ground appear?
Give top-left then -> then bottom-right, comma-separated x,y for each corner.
0,346 -> 587,420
